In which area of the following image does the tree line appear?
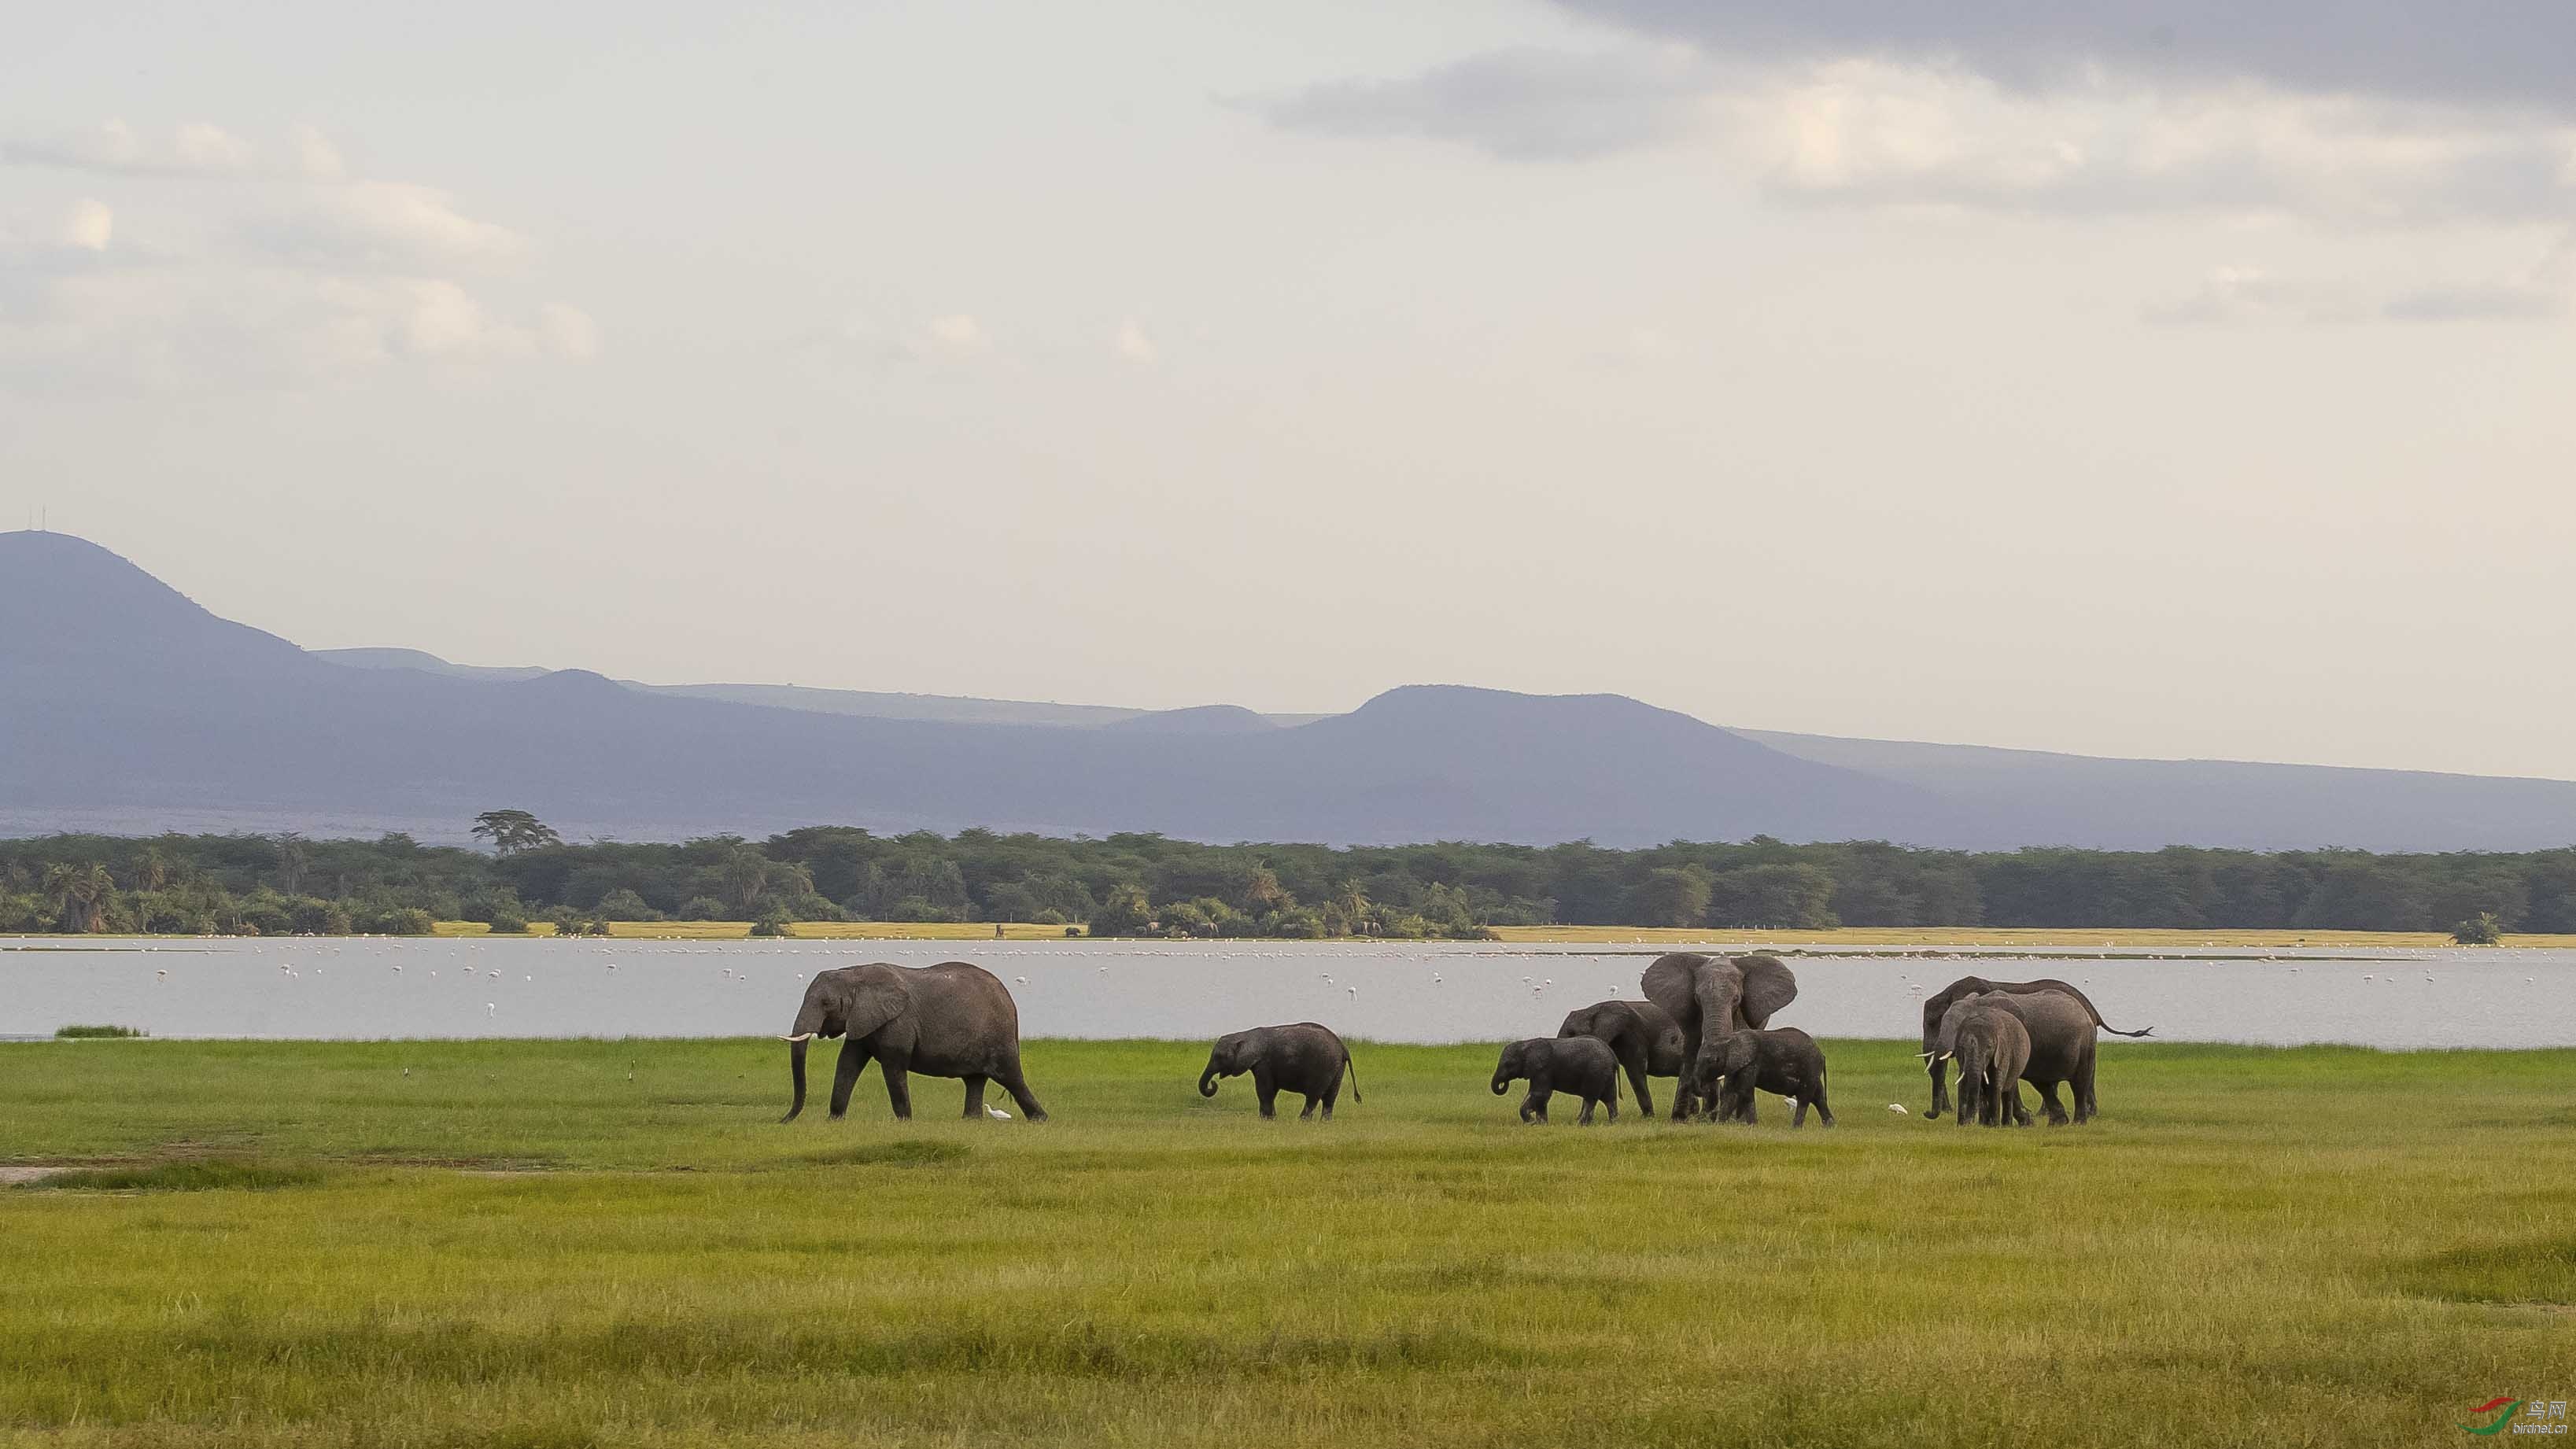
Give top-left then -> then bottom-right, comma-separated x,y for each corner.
2,820 -> 2570,938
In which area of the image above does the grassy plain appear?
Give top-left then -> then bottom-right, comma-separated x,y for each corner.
3,1038 -> 2572,1447
434,918 -> 2576,949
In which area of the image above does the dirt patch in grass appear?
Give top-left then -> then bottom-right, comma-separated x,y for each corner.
19,1160 -> 323,1193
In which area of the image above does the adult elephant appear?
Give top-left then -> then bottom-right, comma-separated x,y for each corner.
1639,953 -> 1799,1122
1556,999 -> 1688,1119
1918,976 -> 2150,1120
1927,989 -> 2104,1125
779,961 -> 1048,1123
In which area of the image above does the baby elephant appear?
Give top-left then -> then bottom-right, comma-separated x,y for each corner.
1492,1036 -> 1621,1125
1699,1027 -> 1835,1126
1199,1023 -> 1360,1119
1942,1001 -> 2032,1128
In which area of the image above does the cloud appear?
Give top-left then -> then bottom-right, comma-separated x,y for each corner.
257,181 -> 529,266
2,120 -> 261,177
1549,2 -> 2576,116
1257,50 -> 2576,226
923,314 -> 987,356
1113,318 -> 1157,364
57,200 -> 113,252
1247,47 -> 1714,161
2145,244 -> 2574,326
0,120 -> 587,388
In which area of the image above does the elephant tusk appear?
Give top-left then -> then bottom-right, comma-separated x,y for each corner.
781,1032 -> 815,1042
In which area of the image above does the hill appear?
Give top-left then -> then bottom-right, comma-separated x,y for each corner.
6,530 -> 2572,850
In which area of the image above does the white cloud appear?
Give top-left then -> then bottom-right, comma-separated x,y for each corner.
0,119 -> 584,388
293,125 -> 347,183
271,180 -> 528,265
1113,318 -> 1157,364
2,119 -> 261,177
2145,245 -> 2574,326
57,199 -> 113,252
1246,47 -> 1714,161
923,314 -> 987,356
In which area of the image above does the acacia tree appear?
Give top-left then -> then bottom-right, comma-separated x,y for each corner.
471,810 -> 563,858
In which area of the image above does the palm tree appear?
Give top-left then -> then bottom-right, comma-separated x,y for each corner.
43,862 -> 115,933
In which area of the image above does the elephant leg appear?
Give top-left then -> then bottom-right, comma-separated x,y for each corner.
878,1050 -> 914,1121
2007,1083 -> 2030,1127
1811,1089 -> 1834,1128
1321,1065 -> 1343,1120
2035,1081 -> 2070,1126
1927,1059 -> 1948,1120
1670,1031 -> 1699,1121
1616,1038 -> 1654,1119
1602,1087 -> 1618,1123
1736,1087 -> 1757,1126
1253,1067 -> 1279,1119
828,1040 -> 871,1119
1792,1097 -> 1808,1128
961,1074 -> 988,1119
1576,1094 -> 1596,1126
1522,1078 -> 1550,1123
995,1060 -> 1049,1123
1297,1093 -> 1319,1120
2076,1043 -> 2098,1123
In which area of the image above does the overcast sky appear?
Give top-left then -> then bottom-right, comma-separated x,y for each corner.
6,2 -> 2573,780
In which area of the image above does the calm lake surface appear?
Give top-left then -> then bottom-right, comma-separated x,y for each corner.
4,937 -> 2570,1049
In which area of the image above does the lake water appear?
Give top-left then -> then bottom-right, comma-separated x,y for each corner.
2,937 -> 2570,1049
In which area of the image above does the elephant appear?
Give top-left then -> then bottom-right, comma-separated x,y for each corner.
1920,975 -> 2150,1120
1491,1036 -> 1621,1125
1928,989 -> 2108,1124
1556,999 -> 1688,1118
1198,1023 -> 1360,1119
1942,997 -> 2031,1128
1639,953 -> 1799,1122
779,961 -> 1047,1123
1696,1027 -> 1834,1127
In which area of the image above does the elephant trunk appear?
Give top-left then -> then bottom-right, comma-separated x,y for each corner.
1490,1070 -> 1511,1096
781,1036 -> 810,1122
1198,1056 -> 1221,1097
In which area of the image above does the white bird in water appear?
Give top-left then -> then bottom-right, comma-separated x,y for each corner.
1345,986 -> 1356,997
1014,976 -> 1028,985
156,968 -> 168,979
485,1003 -> 496,1016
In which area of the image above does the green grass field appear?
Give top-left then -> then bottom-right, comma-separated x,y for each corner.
3,1038 -> 2570,1447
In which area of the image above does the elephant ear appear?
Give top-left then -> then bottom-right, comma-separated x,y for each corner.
1639,953 -> 1705,1027
837,967 -> 910,1041
1732,954 -> 1799,1030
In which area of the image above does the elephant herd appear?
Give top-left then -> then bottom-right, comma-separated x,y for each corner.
777,953 -> 2151,1129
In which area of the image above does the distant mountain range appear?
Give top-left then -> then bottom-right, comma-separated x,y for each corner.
5,529 -> 2571,851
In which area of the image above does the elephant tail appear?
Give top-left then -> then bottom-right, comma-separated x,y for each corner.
2098,1021 -> 2155,1038
1345,1049 -> 1362,1104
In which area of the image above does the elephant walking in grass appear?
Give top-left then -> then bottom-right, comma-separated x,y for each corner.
780,962 -> 1047,1123
1199,1023 -> 1360,1119
1697,1027 -> 1834,1127
1920,976 -> 2150,1121
1639,953 -> 1799,1123
1943,999 -> 2031,1128
1927,986 -> 2131,1125
1492,1037 -> 1621,1125
1556,999 -> 1688,1119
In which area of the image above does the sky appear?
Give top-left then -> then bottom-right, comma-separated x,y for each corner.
4,2 -> 2573,780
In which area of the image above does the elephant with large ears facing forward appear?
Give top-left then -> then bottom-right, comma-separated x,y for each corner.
1638,953 -> 1799,1122
1919,976 -> 2150,1121
1556,999 -> 1688,1119
780,961 -> 1047,1123
1199,1023 -> 1360,1119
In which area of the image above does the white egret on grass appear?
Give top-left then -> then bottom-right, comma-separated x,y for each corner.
1888,1104 -> 1908,1115
986,1105 -> 1012,1120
